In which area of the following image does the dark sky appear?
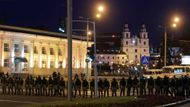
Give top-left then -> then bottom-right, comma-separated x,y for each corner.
0,0 -> 190,46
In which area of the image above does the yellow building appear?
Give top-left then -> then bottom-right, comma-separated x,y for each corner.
0,25 -> 92,76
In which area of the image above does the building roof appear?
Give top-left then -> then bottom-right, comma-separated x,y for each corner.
0,24 -> 87,41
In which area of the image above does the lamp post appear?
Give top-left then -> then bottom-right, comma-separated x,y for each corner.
67,0 -> 72,101
163,16 -> 180,66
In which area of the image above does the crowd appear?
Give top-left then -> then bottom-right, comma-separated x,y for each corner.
0,72 -> 190,98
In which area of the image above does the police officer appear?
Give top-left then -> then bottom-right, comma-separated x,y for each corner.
82,78 -> 89,98
147,76 -> 154,95
29,76 -> 35,95
42,76 -> 47,96
155,76 -> 161,95
7,76 -> 14,95
139,77 -> 146,96
1,75 -> 7,94
48,76 -> 53,96
59,77 -> 65,96
98,78 -> 103,97
53,76 -> 59,96
103,78 -> 110,97
132,76 -> 139,96
127,76 -> 132,96
170,76 -> 176,97
25,76 -> 30,95
74,76 -> 81,97
183,75 -> 189,97
120,77 -> 126,96
163,76 -> 170,96
90,78 -> 95,98
111,78 -> 118,97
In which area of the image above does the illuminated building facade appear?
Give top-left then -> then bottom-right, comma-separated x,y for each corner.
0,25 -> 91,76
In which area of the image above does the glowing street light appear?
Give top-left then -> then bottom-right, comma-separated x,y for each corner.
174,17 -> 180,23
96,13 -> 101,18
98,5 -> 104,12
87,31 -> 92,35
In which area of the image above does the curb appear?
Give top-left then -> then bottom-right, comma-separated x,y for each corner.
156,98 -> 190,107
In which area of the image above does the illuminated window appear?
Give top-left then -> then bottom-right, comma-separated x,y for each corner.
4,43 -> 9,52
50,48 -> 54,55
42,61 -> 46,68
42,47 -> 46,54
58,48 -> 62,56
24,45 -> 28,53
59,61 -> 63,68
34,46 -> 38,54
50,61 -> 54,68
14,44 -> 19,53
34,60 -> 38,68
4,59 -> 9,67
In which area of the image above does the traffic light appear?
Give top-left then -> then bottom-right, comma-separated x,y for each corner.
87,44 -> 94,61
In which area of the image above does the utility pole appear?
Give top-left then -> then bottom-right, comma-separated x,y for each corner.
164,27 -> 167,67
67,0 -> 72,101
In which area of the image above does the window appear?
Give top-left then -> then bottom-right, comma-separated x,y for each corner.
122,57 -> 124,59
107,56 -> 109,59
59,61 -> 63,68
112,57 -> 114,59
144,49 -> 146,52
126,49 -> 128,52
42,47 -> 46,54
102,57 -> 105,59
42,61 -> 46,68
50,48 -> 54,55
118,57 -> 119,59
34,46 -> 38,54
144,41 -> 146,45
126,41 -> 128,45
4,43 -> 9,52
58,48 -> 62,56
34,60 -> 38,68
50,61 -> 54,68
4,59 -> 9,67
135,55 -> 138,58
24,45 -> 28,53
14,44 -> 19,52
135,49 -> 137,53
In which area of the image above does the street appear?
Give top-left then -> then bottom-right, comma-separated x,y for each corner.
175,102 -> 190,107
0,95 -> 65,107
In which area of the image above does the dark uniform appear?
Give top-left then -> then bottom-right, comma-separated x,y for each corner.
74,77 -> 81,97
111,78 -> 118,97
139,77 -> 146,96
120,77 -> 126,96
42,77 -> 47,96
132,76 -> 139,96
127,76 -> 132,96
48,77 -> 53,96
170,76 -> 176,97
103,78 -> 110,97
98,78 -> 103,97
183,75 -> 189,97
7,76 -> 14,95
155,76 -> 162,95
90,79 -> 95,98
25,76 -> 30,95
147,76 -> 154,95
163,76 -> 170,95
59,77 -> 65,96
82,79 -> 89,98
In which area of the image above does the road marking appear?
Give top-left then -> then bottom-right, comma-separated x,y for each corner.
0,99 -> 38,104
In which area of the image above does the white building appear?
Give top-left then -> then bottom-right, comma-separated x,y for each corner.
0,25 -> 92,76
96,24 -> 150,66
121,24 -> 150,64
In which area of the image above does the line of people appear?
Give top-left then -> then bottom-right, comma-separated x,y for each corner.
0,72 -> 190,98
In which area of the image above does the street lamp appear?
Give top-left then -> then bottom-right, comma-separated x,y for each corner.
163,16 -> 180,66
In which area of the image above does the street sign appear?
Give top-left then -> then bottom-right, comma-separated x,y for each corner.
141,56 -> 150,65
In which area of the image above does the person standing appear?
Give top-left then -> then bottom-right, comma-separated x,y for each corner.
90,79 -> 95,98
132,76 -> 139,96
111,78 -> 118,97
120,77 -> 126,96
103,78 -> 110,97
127,76 -> 132,96
147,76 -> 154,95
82,78 -> 89,98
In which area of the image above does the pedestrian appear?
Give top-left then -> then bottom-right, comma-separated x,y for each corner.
59,77 -> 65,97
132,76 -> 139,96
120,77 -> 126,96
90,79 -> 95,98
48,76 -> 53,96
103,78 -> 110,97
127,76 -> 132,96
74,76 -> 81,97
98,78 -> 103,97
42,76 -> 47,96
82,78 -> 89,98
111,78 -> 118,97
147,76 -> 154,95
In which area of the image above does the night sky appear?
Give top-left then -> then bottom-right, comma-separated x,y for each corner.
0,0 -> 190,46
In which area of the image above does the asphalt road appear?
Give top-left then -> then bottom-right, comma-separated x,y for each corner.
0,95 -> 66,107
175,102 -> 190,107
